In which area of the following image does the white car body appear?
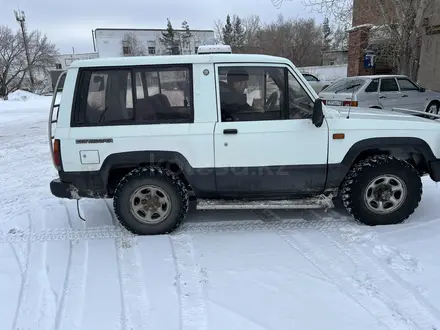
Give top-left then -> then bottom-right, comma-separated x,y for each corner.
48,52 -> 440,235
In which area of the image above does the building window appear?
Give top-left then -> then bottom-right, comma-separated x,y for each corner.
122,46 -> 130,56
55,63 -> 62,69
148,47 -> 156,55
194,46 -> 198,54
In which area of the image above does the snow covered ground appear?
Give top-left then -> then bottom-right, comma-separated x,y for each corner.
1,92 -> 440,330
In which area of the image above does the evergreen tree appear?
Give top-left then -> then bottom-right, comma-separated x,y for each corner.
322,17 -> 332,51
181,20 -> 193,53
232,15 -> 246,51
222,15 -> 233,45
160,19 -> 180,55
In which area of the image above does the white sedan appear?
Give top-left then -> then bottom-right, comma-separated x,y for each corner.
301,73 -> 334,93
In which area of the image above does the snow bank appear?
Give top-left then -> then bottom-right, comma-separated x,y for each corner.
1,90 -> 48,102
298,64 -> 348,82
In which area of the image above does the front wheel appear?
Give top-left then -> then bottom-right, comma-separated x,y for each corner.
340,155 -> 422,226
113,166 -> 189,235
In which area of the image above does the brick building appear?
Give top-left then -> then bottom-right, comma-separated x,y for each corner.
347,0 -> 396,77
347,0 -> 440,91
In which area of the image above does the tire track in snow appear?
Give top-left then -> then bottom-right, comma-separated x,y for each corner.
0,226 -> 132,243
323,227 -> 440,329
169,234 -> 209,330
257,210 -> 409,329
0,209 -> 349,243
105,201 -> 153,330
54,202 -> 89,330
177,214 -> 355,234
12,211 -> 57,329
11,215 -> 32,330
276,230 -> 399,329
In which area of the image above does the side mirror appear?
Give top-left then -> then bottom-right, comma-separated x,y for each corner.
420,87 -> 426,92
312,98 -> 324,127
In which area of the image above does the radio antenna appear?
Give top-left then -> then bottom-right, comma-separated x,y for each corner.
346,84 -> 356,119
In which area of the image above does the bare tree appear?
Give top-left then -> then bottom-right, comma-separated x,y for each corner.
301,0 -> 434,80
332,23 -> 349,50
24,30 -> 58,92
213,19 -> 224,44
0,25 -> 58,99
258,14 -> 323,66
242,15 -> 261,51
0,26 -> 26,100
122,32 -> 147,56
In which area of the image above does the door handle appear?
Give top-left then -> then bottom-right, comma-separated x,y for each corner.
379,95 -> 386,99
223,128 -> 238,134
402,94 -> 408,97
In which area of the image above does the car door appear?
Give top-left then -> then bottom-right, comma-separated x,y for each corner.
213,63 -> 329,198
395,77 -> 426,111
378,77 -> 403,109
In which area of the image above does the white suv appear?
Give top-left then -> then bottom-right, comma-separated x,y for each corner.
48,52 -> 440,235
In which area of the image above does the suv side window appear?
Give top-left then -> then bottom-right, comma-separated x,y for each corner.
72,65 -> 193,126
397,78 -> 420,91
78,70 -> 134,125
287,71 -> 314,119
218,66 -> 285,122
380,78 -> 399,92
133,66 -> 193,122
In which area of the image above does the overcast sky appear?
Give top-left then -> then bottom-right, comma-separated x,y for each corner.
2,0 -> 323,54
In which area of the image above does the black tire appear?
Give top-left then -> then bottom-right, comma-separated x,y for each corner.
113,166 -> 189,235
340,155 -> 422,226
425,101 -> 440,119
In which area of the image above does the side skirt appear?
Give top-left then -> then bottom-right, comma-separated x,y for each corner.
196,193 -> 336,210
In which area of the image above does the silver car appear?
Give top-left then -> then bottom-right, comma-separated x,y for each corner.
318,75 -> 440,114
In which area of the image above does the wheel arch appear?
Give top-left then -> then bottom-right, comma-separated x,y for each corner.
343,137 -> 436,174
327,137 -> 436,191
100,151 -> 214,197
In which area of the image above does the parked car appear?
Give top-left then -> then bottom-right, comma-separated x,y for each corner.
301,73 -> 333,93
318,75 -> 440,114
48,52 -> 440,235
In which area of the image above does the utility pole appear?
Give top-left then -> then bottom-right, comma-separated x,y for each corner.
14,10 -> 35,91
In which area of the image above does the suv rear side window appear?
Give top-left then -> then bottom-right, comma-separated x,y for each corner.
72,65 -> 193,126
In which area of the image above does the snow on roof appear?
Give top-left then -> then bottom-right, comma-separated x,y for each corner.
346,24 -> 375,32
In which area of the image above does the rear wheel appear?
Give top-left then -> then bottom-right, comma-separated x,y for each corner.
113,166 -> 189,235
340,155 -> 422,226
426,101 -> 440,118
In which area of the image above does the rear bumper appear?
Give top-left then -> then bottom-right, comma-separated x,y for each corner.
428,160 -> 440,182
50,179 -> 81,199
50,178 -> 107,199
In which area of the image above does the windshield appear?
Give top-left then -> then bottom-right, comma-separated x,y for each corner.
324,78 -> 367,93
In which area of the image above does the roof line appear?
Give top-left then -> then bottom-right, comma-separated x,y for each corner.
94,28 -> 214,32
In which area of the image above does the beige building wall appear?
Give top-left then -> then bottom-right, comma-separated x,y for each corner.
418,0 -> 440,91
